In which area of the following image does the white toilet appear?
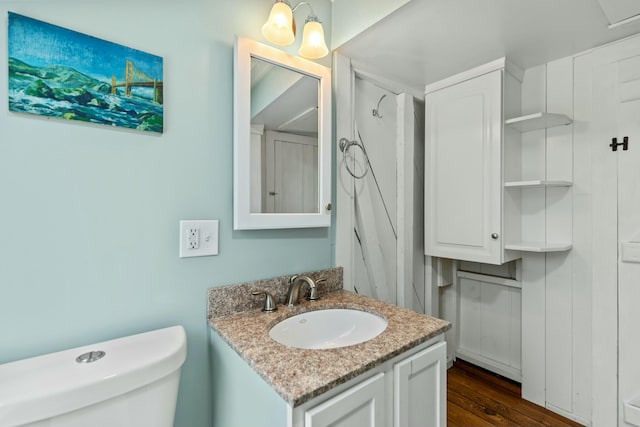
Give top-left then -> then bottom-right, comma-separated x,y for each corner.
0,325 -> 187,427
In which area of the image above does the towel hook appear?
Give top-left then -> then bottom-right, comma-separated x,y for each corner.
372,94 -> 387,118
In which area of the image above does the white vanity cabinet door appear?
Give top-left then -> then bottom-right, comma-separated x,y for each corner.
394,341 -> 447,427
304,373 -> 386,427
424,69 -> 503,264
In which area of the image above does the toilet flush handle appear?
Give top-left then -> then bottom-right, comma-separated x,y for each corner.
76,351 -> 106,363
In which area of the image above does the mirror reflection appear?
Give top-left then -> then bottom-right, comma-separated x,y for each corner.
249,56 -> 319,214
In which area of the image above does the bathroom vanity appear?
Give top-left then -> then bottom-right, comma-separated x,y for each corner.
207,268 -> 450,427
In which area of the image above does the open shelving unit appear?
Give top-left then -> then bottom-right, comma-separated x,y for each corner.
505,112 -> 572,132
504,180 -> 572,188
504,112 -> 574,253
505,242 -> 573,252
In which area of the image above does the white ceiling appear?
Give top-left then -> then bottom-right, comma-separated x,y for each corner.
598,0 -> 640,25
337,0 -> 640,94
251,59 -> 319,137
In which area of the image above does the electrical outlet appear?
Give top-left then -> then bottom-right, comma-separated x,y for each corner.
188,228 -> 199,249
179,220 -> 219,258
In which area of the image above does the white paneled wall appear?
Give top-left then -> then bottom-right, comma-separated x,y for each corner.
457,263 -> 522,382
520,59 -> 592,425
458,279 -> 521,377
440,260 -> 520,375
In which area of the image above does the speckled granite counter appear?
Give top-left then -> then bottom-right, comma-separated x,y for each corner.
208,269 -> 450,407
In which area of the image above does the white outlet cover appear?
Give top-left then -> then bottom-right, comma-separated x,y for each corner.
179,220 -> 219,258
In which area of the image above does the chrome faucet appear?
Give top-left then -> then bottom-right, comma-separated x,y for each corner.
285,275 -> 319,306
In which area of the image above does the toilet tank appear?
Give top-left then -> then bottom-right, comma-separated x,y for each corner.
0,325 -> 187,427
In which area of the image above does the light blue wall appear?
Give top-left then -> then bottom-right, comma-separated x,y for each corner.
209,330 -> 288,427
0,1 -> 332,426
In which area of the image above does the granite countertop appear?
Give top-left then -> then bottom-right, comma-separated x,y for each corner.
208,289 -> 451,407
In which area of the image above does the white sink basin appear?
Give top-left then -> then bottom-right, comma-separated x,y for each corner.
269,308 -> 388,349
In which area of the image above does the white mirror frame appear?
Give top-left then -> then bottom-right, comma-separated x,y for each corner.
233,36 -> 332,230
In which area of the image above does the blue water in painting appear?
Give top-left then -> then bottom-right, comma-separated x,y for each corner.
8,12 -> 163,133
8,81 -> 164,131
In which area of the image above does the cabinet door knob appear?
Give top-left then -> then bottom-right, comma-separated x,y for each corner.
491,233 -> 499,240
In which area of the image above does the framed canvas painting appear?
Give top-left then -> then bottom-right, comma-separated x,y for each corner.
8,12 -> 164,133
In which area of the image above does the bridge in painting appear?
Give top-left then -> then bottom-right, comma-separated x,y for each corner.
111,61 -> 163,104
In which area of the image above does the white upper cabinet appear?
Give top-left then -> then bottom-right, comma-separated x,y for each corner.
424,59 -> 521,265
424,58 -> 574,263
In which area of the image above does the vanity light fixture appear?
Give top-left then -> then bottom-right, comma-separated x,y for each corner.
261,0 -> 329,59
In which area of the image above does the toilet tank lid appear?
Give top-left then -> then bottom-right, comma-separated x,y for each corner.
0,325 -> 187,426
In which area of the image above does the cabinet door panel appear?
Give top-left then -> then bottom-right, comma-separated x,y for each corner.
304,373 -> 385,427
425,70 -> 502,264
434,94 -> 486,246
394,341 -> 447,427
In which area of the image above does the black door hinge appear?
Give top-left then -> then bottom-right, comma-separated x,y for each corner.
610,136 -> 629,152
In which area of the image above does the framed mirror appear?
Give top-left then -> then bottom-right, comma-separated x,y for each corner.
234,36 -> 331,230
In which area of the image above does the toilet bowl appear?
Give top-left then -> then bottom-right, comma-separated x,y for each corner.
0,325 -> 187,427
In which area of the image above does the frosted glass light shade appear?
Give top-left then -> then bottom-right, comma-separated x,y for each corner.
262,2 -> 295,46
299,20 -> 329,59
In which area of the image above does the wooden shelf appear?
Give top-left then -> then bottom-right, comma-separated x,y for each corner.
505,112 -> 572,132
504,180 -> 573,188
505,242 -> 573,252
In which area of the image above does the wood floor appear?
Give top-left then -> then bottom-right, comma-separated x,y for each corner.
448,360 -> 584,427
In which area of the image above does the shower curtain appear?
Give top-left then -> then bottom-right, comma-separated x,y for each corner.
351,78 -> 398,304
335,74 -> 425,312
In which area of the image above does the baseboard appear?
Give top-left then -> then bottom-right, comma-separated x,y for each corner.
446,358 -> 454,369
455,349 -> 522,383
545,403 -> 590,426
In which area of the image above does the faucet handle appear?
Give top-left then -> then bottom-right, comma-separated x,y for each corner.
251,290 -> 278,312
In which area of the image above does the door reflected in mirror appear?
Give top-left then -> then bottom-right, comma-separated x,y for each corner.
249,57 -> 319,214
